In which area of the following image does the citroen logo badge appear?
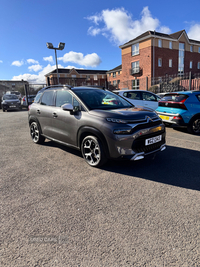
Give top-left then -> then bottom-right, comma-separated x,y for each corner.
146,116 -> 153,122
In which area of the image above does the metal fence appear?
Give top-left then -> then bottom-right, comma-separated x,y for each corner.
118,72 -> 200,93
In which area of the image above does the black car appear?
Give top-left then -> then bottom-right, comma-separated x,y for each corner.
28,85 -> 166,167
1,94 -> 22,112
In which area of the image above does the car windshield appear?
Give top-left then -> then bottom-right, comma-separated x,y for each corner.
161,94 -> 188,102
73,89 -> 133,110
3,95 -> 18,100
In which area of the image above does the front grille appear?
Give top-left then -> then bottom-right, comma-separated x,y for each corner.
132,132 -> 165,154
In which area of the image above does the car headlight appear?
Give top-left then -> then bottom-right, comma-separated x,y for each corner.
113,128 -> 132,134
106,118 -> 127,123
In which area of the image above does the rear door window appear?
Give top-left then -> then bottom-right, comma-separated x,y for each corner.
41,91 -> 55,106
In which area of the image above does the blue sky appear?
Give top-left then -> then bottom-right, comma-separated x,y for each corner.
1,0 -> 200,83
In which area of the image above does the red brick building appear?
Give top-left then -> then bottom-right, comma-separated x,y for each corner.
45,68 -> 108,87
107,30 -> 200,90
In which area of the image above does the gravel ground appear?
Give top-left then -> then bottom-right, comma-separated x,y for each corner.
0,110 -> 200,267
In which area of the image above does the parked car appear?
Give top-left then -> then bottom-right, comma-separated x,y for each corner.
6,91 -> 22,101
114,90 -> 161,110
156,91 -> 200,134
1,94 -> 22,112
28,85 -> 166,167
22,95 -> 36,106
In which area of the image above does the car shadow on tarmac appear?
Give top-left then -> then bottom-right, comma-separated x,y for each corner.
103,145 -> 200,191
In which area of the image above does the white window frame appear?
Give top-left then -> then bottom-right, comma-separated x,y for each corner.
132,43 -> 139,56
169,59 -> 172,68
113,72 -> 116,78
131,61 -> 140,74
94,75 -> 98,80
190,61 -> 193,69
169,41 -> 172,49
158,39 -> 162,48
158,58 -> 162,67
190,45 -> 193,52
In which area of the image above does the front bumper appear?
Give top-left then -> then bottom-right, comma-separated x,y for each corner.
106,123 -> 166,160
2,103 -> 21,110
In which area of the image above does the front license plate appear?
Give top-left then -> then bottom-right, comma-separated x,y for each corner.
145,135 -> 162,146
159,115 -> 169,121
10,106 -> 16,108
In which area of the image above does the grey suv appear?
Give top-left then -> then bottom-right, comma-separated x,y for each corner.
28,86 -> 166,167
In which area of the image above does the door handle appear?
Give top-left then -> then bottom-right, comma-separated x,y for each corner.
37,109 -> 40,114
53,112 -> 58,118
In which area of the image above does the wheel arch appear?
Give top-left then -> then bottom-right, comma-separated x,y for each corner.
28,116 -> 43,134
77,126 -> 110,158
189,113 -> 200,123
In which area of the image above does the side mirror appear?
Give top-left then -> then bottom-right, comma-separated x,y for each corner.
61,103 -> 79,114
62,103 -> 73,111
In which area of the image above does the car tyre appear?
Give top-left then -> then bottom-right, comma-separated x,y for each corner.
3,109 -> 5,112
30,121 -> 45,144
81,135 -> 107,167
187,116 -> 200,135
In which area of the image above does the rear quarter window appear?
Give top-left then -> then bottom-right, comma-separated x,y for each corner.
196,95 -> 200,102
34,93 -> 42,103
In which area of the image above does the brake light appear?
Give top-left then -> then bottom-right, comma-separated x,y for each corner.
173,116 -> 182,120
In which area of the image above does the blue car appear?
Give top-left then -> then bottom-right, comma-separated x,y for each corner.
156,91 -> 200,134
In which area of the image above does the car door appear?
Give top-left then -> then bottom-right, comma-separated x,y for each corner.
122,91 -> 143,106
141,92 -> 159,110
50,90 -> 81,146
37,90 -> 55,137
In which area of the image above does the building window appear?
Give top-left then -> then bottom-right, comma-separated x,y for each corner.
94,75 -> 97,80
72,75 -> 76,78
113,80 -> 117,86
178,43 -> 185,74
113,72 -> 116,77
131,61 -> 140,74
109,73 -> 111,77
132,79 -> 139,89
158,58 -> 162,67
198,62 -> 200,69
199,47 -> 200,53
169,41 -> 172,49
158,39 -> 162,48
132,43 -> 139,56
169,59 -> 172,68
190,45 -> 193,52
190,61 -> 193,69
102,75 -> 105,79
118,71 -> 120,75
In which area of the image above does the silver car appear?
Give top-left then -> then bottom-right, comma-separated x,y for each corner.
28,86 -> 166,167
114,90 -> 161,110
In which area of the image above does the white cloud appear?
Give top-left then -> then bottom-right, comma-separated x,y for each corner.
27,59 -> 39,64
188,24 -> 200,41
58,51 -> 101,67
43,56 -> 54,63
86,7 -> 171,45
12,64 -> 64,84
0,60 -> 3,63
11,60 -> 24,67
28,64 -> 43,72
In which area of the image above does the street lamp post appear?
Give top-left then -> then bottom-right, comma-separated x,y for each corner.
46,42 -> 65,85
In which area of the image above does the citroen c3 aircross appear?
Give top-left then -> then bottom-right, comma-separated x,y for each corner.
28,86 -> 166,167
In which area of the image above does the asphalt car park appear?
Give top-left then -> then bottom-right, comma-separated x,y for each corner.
1,110 -> 200,266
